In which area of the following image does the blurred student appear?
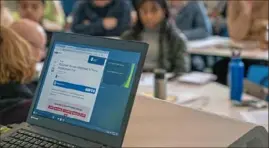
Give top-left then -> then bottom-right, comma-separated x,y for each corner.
0,0 -> 14,27
228,0 -> 268,41
122,0 -> 188,74
61,0 -> 78,17
208,1 -> 228,36
125,0 -> 138,26
213,0 -> 268,85
13,0 -> 65,31
169,0 -> 212,40
71,0 -> 131,36
0,25 -> 35,125
11,19 -> 47,62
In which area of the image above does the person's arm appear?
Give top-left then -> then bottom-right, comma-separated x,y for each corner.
227,1 -> 252,41
181,2 -> 212,40
108,3 -> 131,36
42,1 -> 65,31
53,0 -> 65,27
169,24 -> 189,74
251,19 -> 268,33
71,3 -> 105,35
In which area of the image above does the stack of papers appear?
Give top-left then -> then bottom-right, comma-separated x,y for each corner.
178,72 -> 217,85
240,110 -> 268,126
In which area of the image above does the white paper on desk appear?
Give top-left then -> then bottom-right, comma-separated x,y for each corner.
178,72 -> 217,85
188,36 -> 230,49
139,73 -> 174,86
240,110 -> 268,125
173,93 -> 203,104
139,75 -> 154,86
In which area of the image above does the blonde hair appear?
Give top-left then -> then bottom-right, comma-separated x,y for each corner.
0,25 -> 35,84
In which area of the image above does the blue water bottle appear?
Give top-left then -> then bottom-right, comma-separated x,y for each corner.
229,51 -> 244,103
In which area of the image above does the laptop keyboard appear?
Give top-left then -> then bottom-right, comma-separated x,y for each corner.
0,129 -> 79,148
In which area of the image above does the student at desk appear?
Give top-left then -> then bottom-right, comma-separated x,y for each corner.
13,0 -> 65,31
121,0 -> 188,74
168,0 -> 212,40
71,0 -> 131,36
0,26 -> 35,125
228,0 -> 268,42
213,0 -> 268,85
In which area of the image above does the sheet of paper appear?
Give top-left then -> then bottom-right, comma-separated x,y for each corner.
178,72 -> 217,85
188,36 -> 230,49
240,110 -> 268,125
139,73 -> 174,86
139,74 -> 154,86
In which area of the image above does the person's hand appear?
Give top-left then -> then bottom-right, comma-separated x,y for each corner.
42,19 -> 63,31
255,19 -> 268,31
103,17 -> 118,30
209,8 -> 219,18
131,11 -> 137,26
83,20 -> 90,25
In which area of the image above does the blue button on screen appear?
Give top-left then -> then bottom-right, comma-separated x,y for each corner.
88,56 -> 106,66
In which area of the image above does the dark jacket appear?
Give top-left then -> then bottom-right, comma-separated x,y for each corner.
175,1 -> 212,40
121,22 -> 188,74
71,0 -> 131,36
0,83 -> 33,125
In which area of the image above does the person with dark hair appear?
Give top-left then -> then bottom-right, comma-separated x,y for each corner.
13,0 -> 65,31
71,0 -> 131,36
15,0 -> 45,23
121,0 -> 188,75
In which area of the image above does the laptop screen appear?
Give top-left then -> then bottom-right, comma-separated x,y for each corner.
32,42 -> 141,136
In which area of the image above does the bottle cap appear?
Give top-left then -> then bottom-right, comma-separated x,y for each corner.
231,49 -> 241,58
154,69 -> 166,79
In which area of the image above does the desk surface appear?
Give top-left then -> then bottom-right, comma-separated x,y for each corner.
188,47 -> 268,61
123,95 -> 263,147
188,36 -> 268,61
137,74 -> 268,128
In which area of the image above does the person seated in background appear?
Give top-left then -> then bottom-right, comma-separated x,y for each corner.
125,0 -> 138,26
0,0 -> 14,27
213,0 -> 268,85
10,19 -> 47,62
169,0 -> 212,40
13,0 -> 65,31
71,0 -> 131,36
207,0 -> 228,37
0,25 -> 36,125
228,0 -> 268,43
121,0 -> 188,75
61,0 -> 78,31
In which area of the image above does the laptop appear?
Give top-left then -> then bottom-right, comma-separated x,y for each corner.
1,33 -> 148,148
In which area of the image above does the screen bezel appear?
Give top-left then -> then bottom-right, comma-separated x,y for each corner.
27,32 -> 148,147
